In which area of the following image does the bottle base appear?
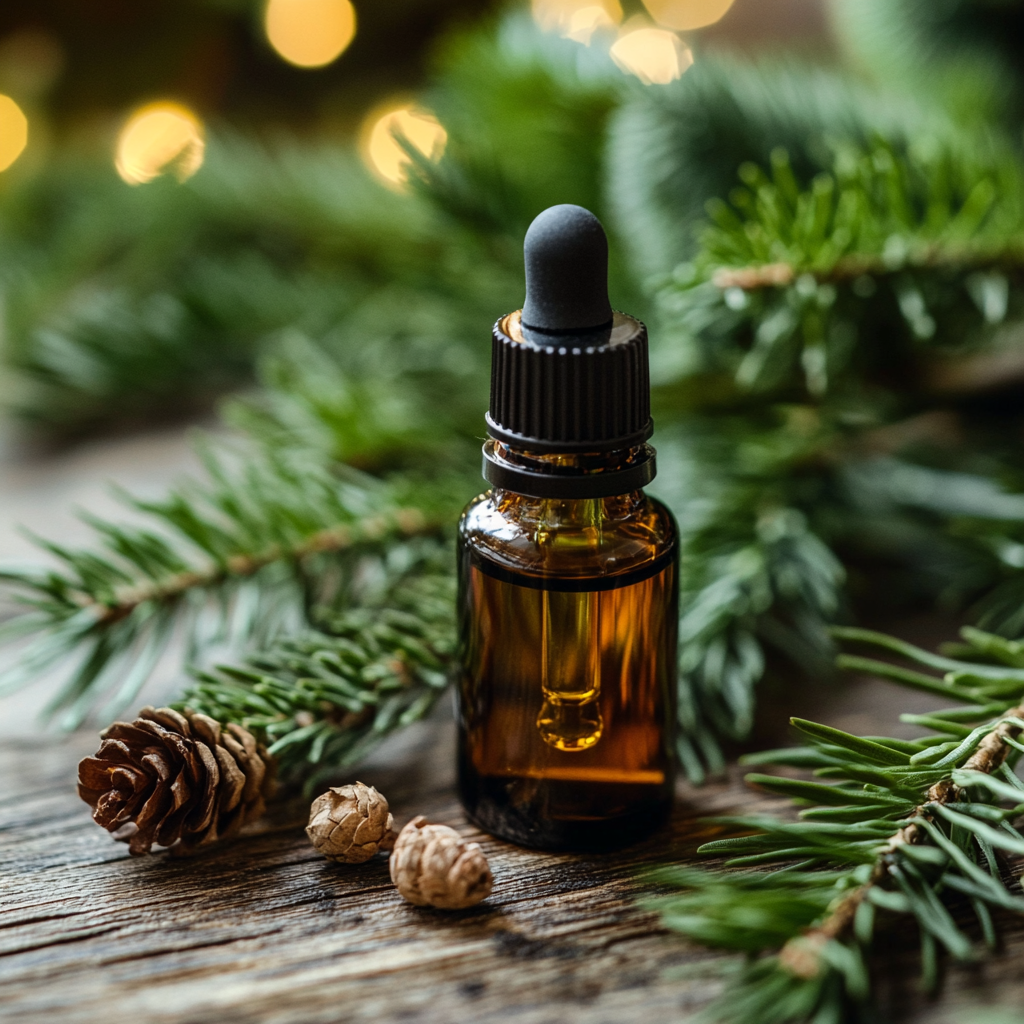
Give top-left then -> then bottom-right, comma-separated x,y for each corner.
459,766 -> 673,852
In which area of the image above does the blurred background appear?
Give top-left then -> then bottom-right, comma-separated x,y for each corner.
0,0 -> 830,555
5,0 -> 1024,751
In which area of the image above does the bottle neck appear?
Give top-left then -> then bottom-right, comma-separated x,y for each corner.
481,439 -> 656,500
490,445 -> 648,533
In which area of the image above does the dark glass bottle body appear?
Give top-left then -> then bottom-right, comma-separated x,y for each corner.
456,443 -> 678,851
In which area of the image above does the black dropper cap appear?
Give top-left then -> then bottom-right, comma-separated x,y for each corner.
483,204 -> 655,498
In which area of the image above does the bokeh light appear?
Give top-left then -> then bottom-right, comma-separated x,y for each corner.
641,0 -> 736,31
0,95 -> 29,172
610,28 -> 693,85
265,0 -> 357,68
360,102 -> 447,190
115,103 -> 205,185
532,0 -> 623,45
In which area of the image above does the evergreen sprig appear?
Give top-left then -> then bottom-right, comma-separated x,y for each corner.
657,134 -> 1024,403
646,124 -> 1024,777
655,625 -> 1024,1023
182,546 -> 455,791
0,439 -> 442,728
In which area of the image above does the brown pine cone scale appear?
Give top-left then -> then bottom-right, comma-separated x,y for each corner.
78,706 -> 275,855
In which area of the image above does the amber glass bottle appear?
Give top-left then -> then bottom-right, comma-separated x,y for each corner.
456,205 -> 678,851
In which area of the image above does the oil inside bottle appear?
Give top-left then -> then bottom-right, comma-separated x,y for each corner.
456,488 -> 678,851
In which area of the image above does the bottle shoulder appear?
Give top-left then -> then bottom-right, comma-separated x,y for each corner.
458,490 -> 677,579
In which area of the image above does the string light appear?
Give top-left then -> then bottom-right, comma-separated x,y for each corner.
532,0 -> 623,44
359,102 -> 447,191
0,95 -> 28,172
264,0 -> 356,68
642,0 -> 736,30
610,27 -> 693,85
115,103 -> 205,185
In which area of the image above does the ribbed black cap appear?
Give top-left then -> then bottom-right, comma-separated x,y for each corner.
486,313 -> 651,452
485,204 -> 652,453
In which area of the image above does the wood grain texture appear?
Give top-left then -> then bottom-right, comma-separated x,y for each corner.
2,713 -> 1024,1024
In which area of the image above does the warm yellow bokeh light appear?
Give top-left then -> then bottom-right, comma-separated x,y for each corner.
532,0 -> 623,44
642,0 -> 735,30
115,103 -> 205,185
0,95 -> 28,172
265,0 -> 356,68
360,103 -> 447,190
610,28 -> 693,85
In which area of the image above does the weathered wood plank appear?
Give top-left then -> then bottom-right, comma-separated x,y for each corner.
0,717 -> 745,1024
1,708 -> 1023,1024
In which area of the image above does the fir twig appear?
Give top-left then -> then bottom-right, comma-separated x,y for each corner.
0,440 -> 444,727
654,625 -> 1024,1023
777,698 -> 1024,978
658,137 -> 1024,402
181,553 -> 456,792
652,129 -> 1024,779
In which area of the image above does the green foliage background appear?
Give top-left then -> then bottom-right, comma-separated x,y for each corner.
6,3 -> 1024,777
5,1 -> 1024,1019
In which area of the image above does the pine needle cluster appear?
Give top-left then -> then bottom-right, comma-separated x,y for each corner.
656,626 -> 1024,1023
183,544 -> 455,791
0,440 -> 445,730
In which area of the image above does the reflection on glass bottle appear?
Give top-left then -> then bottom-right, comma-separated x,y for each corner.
537,588 -> 603,751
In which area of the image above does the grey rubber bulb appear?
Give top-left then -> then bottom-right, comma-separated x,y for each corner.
520,204 -> 614,335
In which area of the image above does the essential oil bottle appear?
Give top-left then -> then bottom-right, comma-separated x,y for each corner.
456,204 -> 679,851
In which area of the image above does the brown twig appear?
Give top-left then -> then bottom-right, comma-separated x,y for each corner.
779,702 -> 1024,978
710,243 -> 1024,293
87,507 -> 432,625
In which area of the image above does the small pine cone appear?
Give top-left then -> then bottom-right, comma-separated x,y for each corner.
306,782 -> 397,863
389,816 -> 493,909
77,706 -> 275,855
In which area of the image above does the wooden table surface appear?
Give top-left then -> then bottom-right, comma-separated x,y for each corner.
3,705 -> 1024,1024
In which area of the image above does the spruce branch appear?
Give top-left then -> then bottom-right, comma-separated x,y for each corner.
181,550 -> 456,792
652,129 -> 1024,781
0,439 -> 445,727
674,491 -> 844,782
658,136 -> 1024,403
654,625 -> 1024,1024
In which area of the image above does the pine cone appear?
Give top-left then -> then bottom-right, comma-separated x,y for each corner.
389,816 -> 493,909
77,706 -> 275,855
307,782 -> 397,863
